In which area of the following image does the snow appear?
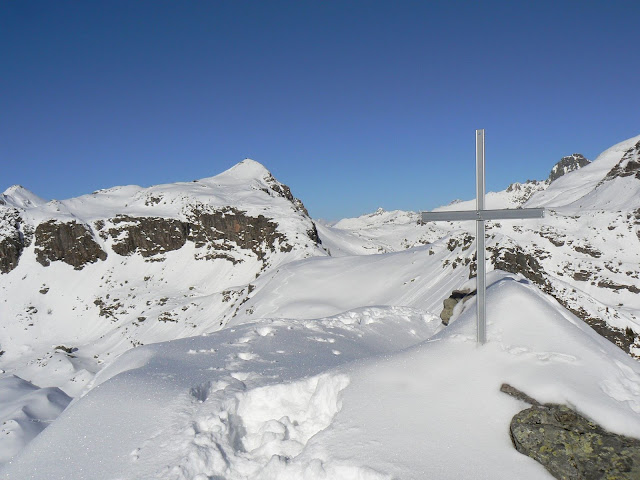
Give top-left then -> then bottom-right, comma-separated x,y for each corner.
3,275 -> 640,479
1,186 -> 47,209
0,376 -> 70,464
526,134 -> 640,209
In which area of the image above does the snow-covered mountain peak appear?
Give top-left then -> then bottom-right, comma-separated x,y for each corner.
207,158 -> 273,185
0,185 -> 47,209
526,133 -> 640,209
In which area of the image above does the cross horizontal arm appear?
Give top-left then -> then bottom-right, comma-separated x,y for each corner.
421,208 -> 545,222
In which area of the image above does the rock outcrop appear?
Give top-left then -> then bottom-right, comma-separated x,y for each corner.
511,404 -> 640,479
440,288 -> 475,325
102,215 -> 189,258
0,209 -> 24,274
490,245 -> 551,291
503,383 -> 640,480
34,220 -> 107,270
548,154 -> 591,182
186,206 -> 292,263
603,140 -> 640,181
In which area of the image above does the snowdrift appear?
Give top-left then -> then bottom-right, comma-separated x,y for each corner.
3,275 -> 639,479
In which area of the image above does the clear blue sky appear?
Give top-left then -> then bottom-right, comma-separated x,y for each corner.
2,1 -> 639,220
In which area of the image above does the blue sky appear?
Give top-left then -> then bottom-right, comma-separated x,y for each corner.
2,1 -> 639,220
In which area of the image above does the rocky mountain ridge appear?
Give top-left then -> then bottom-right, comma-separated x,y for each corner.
0,159 -> 324,400
548,153 -> 591,182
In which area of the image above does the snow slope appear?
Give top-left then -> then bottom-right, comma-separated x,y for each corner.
525,134 -> 640,210
3,274 -> 639,479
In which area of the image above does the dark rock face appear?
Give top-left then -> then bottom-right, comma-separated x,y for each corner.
264,174 -> 311,217
510,404 -> 640,479
604,141 -> 640,181
104,215 -> 189,258
35,220 -> 107,270
548,154 -> 591,182
489,244 -> 639,356
0,209 -> 24,273
490,245 -> 551,292
187,206 -> 292,262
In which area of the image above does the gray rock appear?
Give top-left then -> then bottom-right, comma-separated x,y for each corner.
105,215 -> 189,258
499,383 -> 541,406
186,206 -> 294,263
490,245 -> 551,291
603,140 -> 640,181
510,404 -> 640,480
0,208 -> 24,273
440,288 -> 475,325
34,220 -> 107,270
548,154 -> 591,182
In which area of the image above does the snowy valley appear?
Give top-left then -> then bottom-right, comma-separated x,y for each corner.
1,135 -> 640,479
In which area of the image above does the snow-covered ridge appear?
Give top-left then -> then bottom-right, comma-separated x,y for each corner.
11,159 -> 306,223
0,185 -> 47,209
3,276 -> 640,479
526,134 -> 640,209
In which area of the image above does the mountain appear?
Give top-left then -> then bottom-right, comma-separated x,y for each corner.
547,153 -> 591,182
1,138 -> 640,477
0,160 -> 325,461
525,134 -> 640,209
0,185 -> 47,209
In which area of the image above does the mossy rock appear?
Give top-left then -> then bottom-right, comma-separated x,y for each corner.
511,404 -> 640,479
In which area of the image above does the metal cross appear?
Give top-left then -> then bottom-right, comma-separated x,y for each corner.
421,130 -> 545,344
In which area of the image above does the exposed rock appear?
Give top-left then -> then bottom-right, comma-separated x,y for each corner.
263,173 -> 311,217
572,270 -> 593,282
573,244 -> 602,258
34,220 -> 107,270
440,288 -> 475,325
487,244 -> 638,355
0,208 -> 24,273
107,215 -> 189,258
554,302 -> 639,356
499,383 -> 541,406
446,233 -> 474,252
186,206 -> 293,262
597,280 -> 640,294
538,227 -> 566,247
510,404 -> 640,480
261,175 -> 320,245
548,154 -> 591,182
505,180 -> 549,205
490,245 -> 551,292
603,140 -> 640,181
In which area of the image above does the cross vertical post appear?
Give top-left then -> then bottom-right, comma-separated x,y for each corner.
420,130 -> 545,344
476,129 -> 486,344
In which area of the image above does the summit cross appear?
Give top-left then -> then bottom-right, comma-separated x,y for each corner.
421,130 -> 545,344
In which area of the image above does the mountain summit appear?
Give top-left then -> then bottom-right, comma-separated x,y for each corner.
548,153 -> 591,182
